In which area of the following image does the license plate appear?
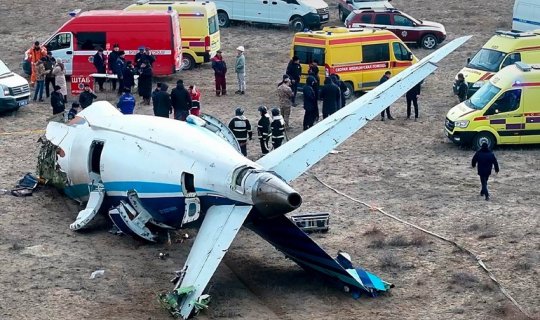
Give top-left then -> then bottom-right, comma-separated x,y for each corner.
18,100 -> 28,107
322,14 -> 329,19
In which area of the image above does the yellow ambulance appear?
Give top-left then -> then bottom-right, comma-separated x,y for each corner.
446,62 -> 540,149
455,30 -> 540,98
291,26 -> 418,98
126,1 -> 221,70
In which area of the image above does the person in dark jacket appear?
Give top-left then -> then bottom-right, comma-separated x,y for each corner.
170,79 -> 192,121
211,50 -> 227,96
67,102 -> 80,121
117,87 -> 136,115
78,84 -> 97,109
152,83 -> 172,118
50,85 -> 65,115
379,71 -> 394,120
472,142 -> 500,200
308,60 -> 320,98
114,51 -> 126,95
257,106 -> 271,155
270,108 -> 285,149
122,61 -> 135,92
406,81 -> 422,120
93,48 -> 106,91
286,56 -> 302,105
330,73 -> 347,109
137,61 -> 153,105
303,75 -> 319,130
320,78 -> 340,119
44,52 -> 56,98
135,47 -> 146,69
108,44 -> 121,91
454,73 -> 468,102
228,107 -> 252,156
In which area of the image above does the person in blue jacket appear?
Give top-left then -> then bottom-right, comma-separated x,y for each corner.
472,142 -> 500,200
117,87 -> 136,114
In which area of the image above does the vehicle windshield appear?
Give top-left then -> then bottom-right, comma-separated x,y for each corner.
465,82 -> 501,110
0,60 -> 11,76
467,49 -> 505,72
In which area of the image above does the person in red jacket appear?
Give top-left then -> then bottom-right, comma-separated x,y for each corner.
211,50 -> 227,96
188,85 -> 201,116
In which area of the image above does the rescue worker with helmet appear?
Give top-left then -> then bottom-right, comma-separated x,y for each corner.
270,108 -> 285,149
257,106 -> 271,155
228,107 -> 252,156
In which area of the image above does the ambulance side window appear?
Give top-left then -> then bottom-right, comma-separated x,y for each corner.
293,46 -> 325,65
487,89 -> 522,115
76,32 -> 106,51
501,53 -> 521,69
392,42 -> 410,61
47,33 -> 71,51
362,43 -> 389,63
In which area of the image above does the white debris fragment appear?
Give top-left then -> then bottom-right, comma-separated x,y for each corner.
90,269 -> 105,279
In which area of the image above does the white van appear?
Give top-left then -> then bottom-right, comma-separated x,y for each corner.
337,0 -> 393,22
0,59 -> 30,114
513,0 -> 540,32
214,0 -> 330,31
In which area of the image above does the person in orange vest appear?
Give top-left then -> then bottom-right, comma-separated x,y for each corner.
188,85 -> 201,116
26,41 -> 47,86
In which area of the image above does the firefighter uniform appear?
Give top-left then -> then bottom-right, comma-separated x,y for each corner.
228,108 -> 252,156
270,108 -> 285,149
257,106 -> 271,155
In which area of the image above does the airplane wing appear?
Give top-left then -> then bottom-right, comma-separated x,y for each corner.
257,36 -> 471,182
170,205 -> 252,319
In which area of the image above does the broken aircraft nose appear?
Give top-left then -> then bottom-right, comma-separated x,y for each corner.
251,173 -> 302,217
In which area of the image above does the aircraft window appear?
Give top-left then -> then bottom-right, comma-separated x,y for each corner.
362,43 -> 390,63
182,172 -> 196,193
90,141 -> 104,174
76,32 -> 106,51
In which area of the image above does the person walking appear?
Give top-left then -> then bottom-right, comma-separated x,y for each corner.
406,81 -> 422,120
379,71 -> 394,120
138,61 -> 153,105
235,46 -> 246,94
188,85 -> 201,116
152,83 -> 172,118
211,50 -> 227,96
44,52 -> 56,98
52,59 -> 67,103
257,106 -> 271,155
454,73 -> 468,102
78,84 -> 98,109
93,48 -> 106,91
228,107 -> 252,156
277,75 -> 294,128
286,56 -> 301,105
320,78 -> 340,119
303,75 -> 319,130
50,85 -> 65,116
108,44 -> 121,91
270,108 -> 285,149
170,79 -> 192,121
33,58 -> 48,102
472,142 -> 500,201
114,51 -> 126,95
117,88 -> 136,115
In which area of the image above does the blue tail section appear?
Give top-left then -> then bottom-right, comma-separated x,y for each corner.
246,213 -> 392,297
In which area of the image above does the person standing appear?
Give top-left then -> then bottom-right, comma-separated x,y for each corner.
320,78 -> 340,119
471,142 -> 500,201
303,75 -> 319,130
211,50 -> 227,96
170,79 -> 192,121
114,51 -> 126,95
122,61 -> 136,92
144,47 -> 156,66
454,73 -> 468,102
257,106 -> 271,155
93,48 -> 106,91
286,56 -> 301,105
277,75 -> 294,128
188,85 -> 201,116
308,60 -> 320,99
135,46 -> 146,69
138,61 -> 153,105
52,59 -> 67,103
26,41 -> 47,86
117,88 -> 136,115
379,71 -> 394,120
44,52 -> 56,98
330,73 -> 347,109
235,46 -> 246,94
79,84 -> 98,109
270,108 -> 285,149
108,44 -> 121,91
50,85 -> 65,116
406,81 -> 422,120
152,83 -> 172,118
33,58 -> 48,102
228,107 -> 252,156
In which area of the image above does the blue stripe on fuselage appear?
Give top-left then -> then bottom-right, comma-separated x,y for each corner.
64,181 -> 215,198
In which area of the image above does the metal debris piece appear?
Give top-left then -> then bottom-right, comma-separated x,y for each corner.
290,213 -> 330,233
89,269 -> 105,279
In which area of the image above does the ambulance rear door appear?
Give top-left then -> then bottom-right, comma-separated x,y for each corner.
484,87 -> 524,144
521,85 -> 540,144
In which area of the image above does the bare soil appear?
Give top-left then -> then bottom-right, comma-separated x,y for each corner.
0,0 -> 539,319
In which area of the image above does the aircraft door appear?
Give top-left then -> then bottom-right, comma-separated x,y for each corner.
181,172 -> 201,225
89,140 -> 105,184
45,32 -> 73,75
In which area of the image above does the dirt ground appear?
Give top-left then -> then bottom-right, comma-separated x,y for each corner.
0,0 -> 539,319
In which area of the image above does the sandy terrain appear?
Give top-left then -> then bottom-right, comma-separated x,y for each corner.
0,0 -> 539,319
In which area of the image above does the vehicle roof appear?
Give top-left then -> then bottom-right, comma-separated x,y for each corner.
79,10 -> 173,17
295,27 -> 398,41
490,63 -> 540,89
352,8 -> 402,14
484,30 -> 540,53
127,1 -> 216,11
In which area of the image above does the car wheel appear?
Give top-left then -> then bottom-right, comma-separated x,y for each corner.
421,34 -> 438,49
473,132 -> 496,150
217,11 -> 230,28
290,17 -> 305,32
181,54 -> 196,70
344,81 -> 354,100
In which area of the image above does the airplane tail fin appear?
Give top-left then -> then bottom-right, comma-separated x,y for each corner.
246,214 -> 392,297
